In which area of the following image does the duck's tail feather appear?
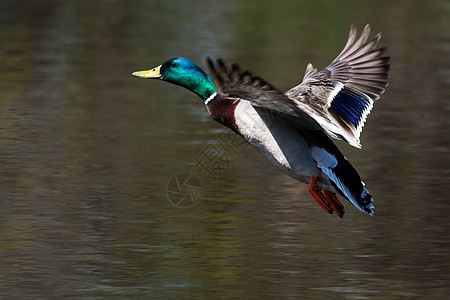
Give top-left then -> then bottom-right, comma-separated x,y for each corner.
311,145 -> 374,215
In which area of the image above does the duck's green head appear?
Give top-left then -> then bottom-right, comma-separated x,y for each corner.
132,57 -> 217,102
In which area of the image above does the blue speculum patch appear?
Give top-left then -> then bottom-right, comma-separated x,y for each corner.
331,88 -> 371,128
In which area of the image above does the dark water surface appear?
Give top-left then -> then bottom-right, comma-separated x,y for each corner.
0,1 -> 449,299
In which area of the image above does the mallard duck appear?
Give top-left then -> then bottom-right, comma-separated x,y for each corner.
132,24 -> 389,217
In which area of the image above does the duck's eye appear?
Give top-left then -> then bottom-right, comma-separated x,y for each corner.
169,62 -> 177,68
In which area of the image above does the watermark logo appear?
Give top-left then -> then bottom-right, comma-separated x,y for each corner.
166,105 -> 275,208
193,143 -> 233,182
166,173 -> 203,208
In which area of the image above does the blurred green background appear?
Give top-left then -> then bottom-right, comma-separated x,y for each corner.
0,0 -> 448,298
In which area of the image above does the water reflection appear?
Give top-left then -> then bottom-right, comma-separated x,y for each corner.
0,0 -> 448,299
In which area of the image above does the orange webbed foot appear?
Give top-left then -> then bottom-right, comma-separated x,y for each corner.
308,177 -> 345,218
308,177 -> 333,214
324,189 -> 345,218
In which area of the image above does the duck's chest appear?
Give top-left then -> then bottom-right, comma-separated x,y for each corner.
206,94 -> 240,133
208,98 -> 320,180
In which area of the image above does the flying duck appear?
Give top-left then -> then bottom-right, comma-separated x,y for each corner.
132,24 -> 389,217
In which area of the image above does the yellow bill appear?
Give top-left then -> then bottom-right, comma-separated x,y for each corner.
132,65 -> 162,79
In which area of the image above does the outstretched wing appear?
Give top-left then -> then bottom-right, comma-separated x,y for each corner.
286,24 -> 390,148
207,57 -> 322,131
